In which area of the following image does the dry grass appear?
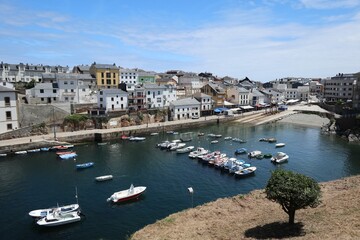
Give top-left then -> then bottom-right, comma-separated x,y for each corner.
131,175 -> 360,240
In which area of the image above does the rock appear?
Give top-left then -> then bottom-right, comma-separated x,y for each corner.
348,133 -> 360,142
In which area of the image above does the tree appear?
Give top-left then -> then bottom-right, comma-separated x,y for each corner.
265,169 -> 321,224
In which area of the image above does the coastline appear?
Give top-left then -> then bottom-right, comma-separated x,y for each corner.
131,175 -> 360,240
0,103 -> 331,154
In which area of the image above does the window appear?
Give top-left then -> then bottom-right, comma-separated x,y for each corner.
100,98 -> 103,101
53,89 -> 57,93
41,98 -> 44,101
113,73 -> 116,78
40,89 -> 44,93
106,73 -> 111,78
113,80 -> 116,85
157,97 -> 161,103
7,124 -> 12,130
71,89 -> 74,92
70,81 -> 74,85
6,111 -> 11,120
106,80 -> 111,84
53,97 -> 56,100
111,97 -> 114,101
101,79 -> 104,84
82,89 -> 85,92
4,97 -> 10,106
120,97 -> 123,101
101,72 -> 104,78
65,97 -> 68,101
64,81 -> 68,85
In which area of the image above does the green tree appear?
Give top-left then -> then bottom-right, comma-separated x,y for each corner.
265,169 -> 321,224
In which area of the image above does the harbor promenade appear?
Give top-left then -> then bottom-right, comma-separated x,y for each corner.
0,103 -> 330,153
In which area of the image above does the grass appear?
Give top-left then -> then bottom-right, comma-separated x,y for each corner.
131,175 -> 360,240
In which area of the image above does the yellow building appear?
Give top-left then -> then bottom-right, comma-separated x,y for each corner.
89,63 -> 119,89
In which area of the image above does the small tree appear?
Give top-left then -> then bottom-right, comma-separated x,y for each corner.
265,169 -> 321,224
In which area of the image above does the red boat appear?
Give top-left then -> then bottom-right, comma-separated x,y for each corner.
56,151 -> 76,155
120,135 -> 130,140
107,184 -> 146,203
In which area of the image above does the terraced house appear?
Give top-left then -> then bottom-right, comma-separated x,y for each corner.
90,63 -> 119,89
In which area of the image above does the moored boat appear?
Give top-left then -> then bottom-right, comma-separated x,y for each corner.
150,132 -> 159,136
129,137 -> 146,141
271,152 -> 289,164
176,146 -> 195,153
29,204 -> 80,218
235,148 -> 247,155
248,150 -> 262,158
107,184 -> 146,203
59,153 -> 77,160
210,140 -> 219,144
15,150 -> 27,155
40,147 -> 50,151
188,147 -> 208,158
36,210 -> 81,227
275,143 -> 286,148
234,166 -> 257,177
27,149 -> 41,153
264,153 -> 272,158
76,162 -> 94,169
95,175 -> 113,182
0,153 -> 7,157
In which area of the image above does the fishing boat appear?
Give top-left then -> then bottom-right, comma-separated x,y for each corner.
188,147 -> 208,158
27,149 -> 41,153
129,137 -> 146,141
107,184 -> 146,203
176,146 -> 194,153
271,152 -> 289,164
36,210 -> 81,227
234,148 -> 247,155
234,166 -> 257,177
15,150 -> 27,155
76,162 -> 94,169
59,153 -> 77,160
95,175 -> 113,182
275,143 -> 286,148
29,204 -> 80,218
248,150 -> 262,158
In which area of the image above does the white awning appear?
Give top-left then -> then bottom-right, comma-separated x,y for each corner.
229,108 -> 241,111
240,105 -> 254,110
224,100 -> 235,106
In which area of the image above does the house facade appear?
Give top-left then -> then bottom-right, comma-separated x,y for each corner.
227,86 -> 250,106
194,93 -> 212,116
97,89 -> 128,112
144,84 -> 176,109
169,97 -> 200,120
201,82 -> 226,107
89,63 -> 119,89
324,73 -> 357,102
0,85 -> 18,133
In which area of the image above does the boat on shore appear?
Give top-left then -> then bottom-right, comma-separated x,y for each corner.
107,184 -> 146,203
95,175 -> 113,182
76,162 -> 94,169
29,204 -> 80,218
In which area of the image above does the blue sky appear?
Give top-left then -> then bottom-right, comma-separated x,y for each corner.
1,0 -> 360,82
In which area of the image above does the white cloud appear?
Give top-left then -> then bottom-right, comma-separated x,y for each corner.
299,0 -> 360,9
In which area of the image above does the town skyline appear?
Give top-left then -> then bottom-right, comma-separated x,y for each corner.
1,0 -> 360,82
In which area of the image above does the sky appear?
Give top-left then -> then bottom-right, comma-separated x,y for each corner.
0,0 -> 360,82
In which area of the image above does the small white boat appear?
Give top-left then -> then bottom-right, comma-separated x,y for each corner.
275,143 -> 286,148
150,132 -> 159,136
107,184 -> 146,203
15,150 -> 27,155
95,175 -> 113,182
224,137 -> 232,140
0,153 -> 7,157
29,204 -> 80,218
234,166 -> 257,177
210,140 -> 219,144
169,143 -> 186,151
188,147 -> 209,158
129,137 -> 146,141
176,146 -> 195,153
97,142 -> 108,146
40,147 -> 50,151
271,152 -> 289,164
36,210 -> 81,227
248,150 -> 262,158
27,149 -> 41,153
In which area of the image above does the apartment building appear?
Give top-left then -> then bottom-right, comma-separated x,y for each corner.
324,73 -> 357,102
169,97 -> 200,120
144,84 -> 176,109
0,85 -> 18,133
89,63 -> 119,89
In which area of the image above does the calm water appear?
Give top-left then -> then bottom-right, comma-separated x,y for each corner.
0,122 -> 359,240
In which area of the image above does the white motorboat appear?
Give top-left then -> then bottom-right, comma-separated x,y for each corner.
27,149 -> 41,153
95,175 -> 113,182
176,146 -> 194,153
234,166 -> 257,177
15,150 -> 27,155
107,184 -> 146,203
36,210 -> 81,227
248,150 -> 262,158
150,132 -> 159,136
0,153 -> 7,157
169,143 -> 186,151
29,204 -> 80,218
271,152 -> 289,164
188,147 -> 209,158
210,140 -> 219,144
224,137 -> 232,140
275,143 -> 286,148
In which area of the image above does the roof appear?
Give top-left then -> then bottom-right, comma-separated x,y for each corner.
193,92 -> 211,98
170,97 -> 200,106
207,82 -> 225,93
100,89 -> 127,95
0,85 -> 16,92
92,63 -> 119,70
144,84 -> 174,90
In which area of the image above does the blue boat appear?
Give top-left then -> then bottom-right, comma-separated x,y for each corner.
59,153 -> 78,160
40,147 -> 50,151
235,148 -> 247,155
76,162 -> 94,169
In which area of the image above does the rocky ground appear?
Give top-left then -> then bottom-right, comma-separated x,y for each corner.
131,175 -> 360,240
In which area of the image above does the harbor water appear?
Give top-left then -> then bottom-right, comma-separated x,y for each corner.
0,122 -> 359,240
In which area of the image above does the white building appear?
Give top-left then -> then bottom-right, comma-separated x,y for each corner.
285,88 -> 298,100
169,97 -> 200,120
297,86 -> 310,101
0,85 -> 18,133
97,89 -> 128,112
120,68 -> 139,91
26,83 -> 59,104
194,93 -> 213,116
144,84 -> 176,109
261,89 -> 285,104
